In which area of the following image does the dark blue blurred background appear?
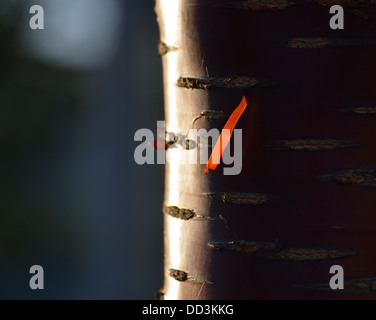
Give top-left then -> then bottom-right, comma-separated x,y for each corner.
0,0 -> 164,299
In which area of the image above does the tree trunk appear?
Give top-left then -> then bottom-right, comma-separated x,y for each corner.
156,0 -> 376,299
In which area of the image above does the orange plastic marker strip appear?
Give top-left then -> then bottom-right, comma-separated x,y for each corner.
205,96 -> 247,174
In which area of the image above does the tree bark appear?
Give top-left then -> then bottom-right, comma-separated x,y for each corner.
156,0 -> 376,299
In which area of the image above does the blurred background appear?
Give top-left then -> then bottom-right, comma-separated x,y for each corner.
0,0 -> 164,299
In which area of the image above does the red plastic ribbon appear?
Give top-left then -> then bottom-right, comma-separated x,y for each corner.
205,96 -> 247,174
